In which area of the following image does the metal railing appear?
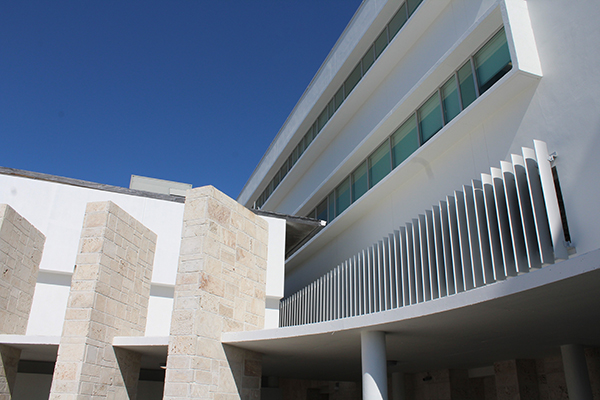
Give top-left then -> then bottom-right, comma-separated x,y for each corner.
279,140 -> 568,327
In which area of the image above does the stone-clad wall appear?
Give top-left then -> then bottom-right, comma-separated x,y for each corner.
163,186 -> 269,400
0,204 -> 45,335
0,204 -> 45,399
49,201 -> 156,400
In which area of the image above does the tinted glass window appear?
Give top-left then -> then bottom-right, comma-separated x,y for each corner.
334,86 -> 344,111
441,76 -> 461,123
335,178 -> 351,217
317,107 -> 328,132
369,141 -> 391,188
352,161 -> 368,201
407,0 -> 423,15
374,28 -> 389,59
391,115 -> 419,168
344,63 -> 362,98
475,28 -> 512,93
388,4 -> 407,39
418,93 -> 443,143
362,46 -> 375,74
328,192 -> 335,223
458,61 -> 477,109
316,199 -> 328,221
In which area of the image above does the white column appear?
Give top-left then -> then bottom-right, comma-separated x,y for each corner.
561,344 -> 593,400
391,371 -> 405,400
361,331 -> 388,400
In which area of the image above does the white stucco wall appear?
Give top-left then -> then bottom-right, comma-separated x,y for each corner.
0,174 -> 185,336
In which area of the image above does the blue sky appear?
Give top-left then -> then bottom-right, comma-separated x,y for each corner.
0,1 -> 362,199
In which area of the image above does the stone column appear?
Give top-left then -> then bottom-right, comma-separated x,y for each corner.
49,201 -> 156,399
163,186 -> 269,400
0,204 -> 45,399
361,331 -> 388,400
494,359 -> 539,400
561,344 -> 593,400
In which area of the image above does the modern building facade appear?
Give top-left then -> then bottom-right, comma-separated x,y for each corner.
235,0 -> 600,398
1,0 -> 600,399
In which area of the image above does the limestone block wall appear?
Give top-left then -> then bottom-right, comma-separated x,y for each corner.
0,204 -> 45,399
49,201 -> 156,400
163,186 -> 269,400
0,204 -> 45,335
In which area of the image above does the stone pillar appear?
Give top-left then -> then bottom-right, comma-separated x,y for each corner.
0,204 -> 45,399
561,344 -> 593,400
494,359 -> 539,400
361,331 -> 388,400
163,186 -> 269,400
49,201 -> 156,399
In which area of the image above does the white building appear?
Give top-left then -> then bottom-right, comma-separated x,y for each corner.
234,0 -> 600,398
1,0 -> 600,399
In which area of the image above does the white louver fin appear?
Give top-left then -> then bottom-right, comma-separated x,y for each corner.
279,141 -> 571,327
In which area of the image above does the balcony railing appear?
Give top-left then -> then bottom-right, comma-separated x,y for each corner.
279,140 -> 569,327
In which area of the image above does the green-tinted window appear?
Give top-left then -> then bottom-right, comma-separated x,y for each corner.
334,86 -> 344,111
352,161 -> 368,202
458,61 -> 477,109
391,115 -> 419,168
369,141 -> 391,188
407,0 -> 422,15
374,28 -> 389,59
305,126 -> 314,148
475,28 -> 512,94
388,3 -> 407,39
344,63 -> 362,98
306,208 -> 316,219
418,93 -> 443,143
335,178 -> 351,217
297,140 -> 305,158
441,76 -> 461,123
279,161 -> 288,181
291,146 -> 298,165
328,98 -> 335,118
362,46 -> 375,74
316,199 -> 328,221
328,192 -> 335,223
317,107 -> 328,132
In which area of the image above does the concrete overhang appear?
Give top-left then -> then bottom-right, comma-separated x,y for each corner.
0,335 -> 60,362
223,249 -> 600,381
113,336 -> 169,370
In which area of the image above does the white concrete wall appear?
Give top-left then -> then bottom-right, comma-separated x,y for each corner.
0,174 -> 184,336
270,0 -> 600,294
260,216 -> 287,329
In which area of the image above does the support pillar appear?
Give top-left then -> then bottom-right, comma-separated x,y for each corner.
49,201 -> 156,399
0,204 -> 45,399
561,344 -> 593,400
391,372 -> 405,400
163,186 -> 269,400
361,331 -> 388,400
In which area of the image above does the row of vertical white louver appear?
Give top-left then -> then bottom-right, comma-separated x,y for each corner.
279,140 -> 569,327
